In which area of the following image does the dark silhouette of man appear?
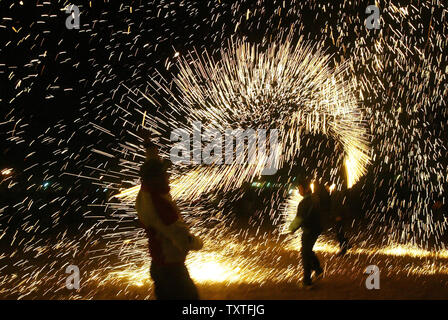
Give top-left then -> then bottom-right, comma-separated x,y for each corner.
288,177 -> 325,288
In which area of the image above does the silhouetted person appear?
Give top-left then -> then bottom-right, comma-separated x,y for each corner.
324,183 -> 350,256
288,177 -> 324,288
135,138 -> 203,299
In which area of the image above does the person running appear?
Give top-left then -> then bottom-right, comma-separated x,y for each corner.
135,138 -> 203,299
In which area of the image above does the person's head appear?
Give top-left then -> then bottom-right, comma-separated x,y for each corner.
143,138 -> 159,160
296,175 -> 312,196
324,182 -> 336,194
142,159 -> 170,193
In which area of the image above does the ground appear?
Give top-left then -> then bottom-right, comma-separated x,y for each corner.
78,238 -> 448,300
2,229 -> 448,300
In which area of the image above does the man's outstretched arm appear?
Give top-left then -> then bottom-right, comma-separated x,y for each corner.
288,214 -> 303,233
288,199 -> 312,233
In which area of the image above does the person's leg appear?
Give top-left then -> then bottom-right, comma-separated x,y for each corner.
336,220 -> 349,255
301,230 -> 314,286
336,223 -> 345,245
150,263 -> 170,300
152,264 -> 199,300
175,264 -> 199,300
310,252 -> 322,272
308,231 -> 323,275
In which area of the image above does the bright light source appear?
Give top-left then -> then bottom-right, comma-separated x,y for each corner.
1,168 -> 13,176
